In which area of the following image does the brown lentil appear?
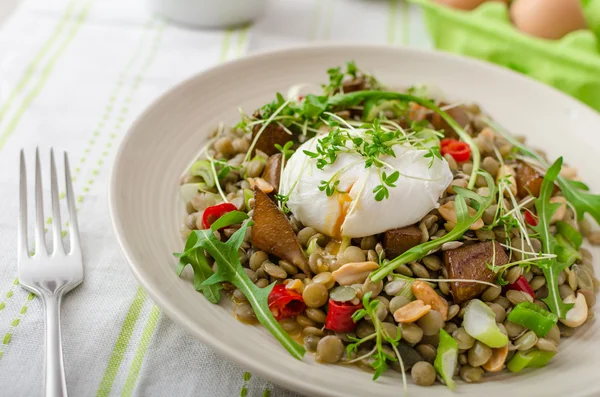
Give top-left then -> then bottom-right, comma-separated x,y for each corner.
400,323 -> 424,345
302,283 -> 329,308
264,262 -> 287,279
303,326 -> 325,337
297,227 -> 317,247
235,303 -> 256,322
415,344 -> 437,364
305,308 -> 327,323
411,361 -> 436,386
460,365 -> 484,383
481,285 -> 502,302
304,335 -> 321,352
417,310 -> 445,336
389,296 -> 411,314
493,296 -> 511,310
316,336 -> 344,363
468,341 -> 492,367
506,290 -> 533,305
515,331 -> 538,351
312,272 -> 335,289
535,338 -> 558,353
296,314 -> 316,328
410,262 -> 430,279
487,303 -> 507,323
453,328 -> 475,350
447,304 -> 460,321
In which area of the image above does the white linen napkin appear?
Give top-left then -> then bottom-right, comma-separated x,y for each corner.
0,0 -> 430,395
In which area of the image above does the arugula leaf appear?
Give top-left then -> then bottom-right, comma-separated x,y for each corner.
371,171 -> 496,282
175,232 -> 222,304
209,210 -> 249,232
487,118 -> 600,226
187,216 -> 305,360
302,94 -> 328,119
530,158 -> 574,319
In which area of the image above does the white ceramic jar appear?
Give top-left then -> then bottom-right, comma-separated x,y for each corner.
148,0 -> 267,29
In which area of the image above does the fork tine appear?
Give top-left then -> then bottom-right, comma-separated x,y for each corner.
18,150 -> 29,258
34,148 -> 48,256
63,152 -> 80,253
50,149 -> 64,255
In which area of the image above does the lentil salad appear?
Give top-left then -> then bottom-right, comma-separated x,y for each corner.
175,62 -> 600,391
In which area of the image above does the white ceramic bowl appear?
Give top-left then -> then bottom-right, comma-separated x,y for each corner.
109,44 -> 600,397
148,0 -> 267,29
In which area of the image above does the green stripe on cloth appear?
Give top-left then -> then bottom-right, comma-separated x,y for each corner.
96,287 -> 147,397
0,0 -> 82,123
402,1 -> 410,45
0,0 -> 95,152
120,305 -> 161,397
387,0 -> 398,44
219,29 -> 233,62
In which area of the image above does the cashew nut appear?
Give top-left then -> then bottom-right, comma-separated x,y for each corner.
560,293 -> 588,328
331,261 -> 379,285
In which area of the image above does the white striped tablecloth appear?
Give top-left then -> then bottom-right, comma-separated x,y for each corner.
0,0 -> 431,395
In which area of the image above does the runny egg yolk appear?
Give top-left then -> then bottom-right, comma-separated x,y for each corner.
332,190 -> 353,240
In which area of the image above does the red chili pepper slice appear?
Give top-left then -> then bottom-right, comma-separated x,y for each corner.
440,138 -> 471,163
268,284 -> 306,321
201,202 -> 238,229
506,276 -> 535,299
524,210 -> 538,227
325,299 -> 363,332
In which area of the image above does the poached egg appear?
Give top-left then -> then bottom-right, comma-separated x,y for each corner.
280,131 -> 453,239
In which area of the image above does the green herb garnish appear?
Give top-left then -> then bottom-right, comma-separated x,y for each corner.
346,292 -> 407,393
180,211 -> 305,359
531,157 -> 574,319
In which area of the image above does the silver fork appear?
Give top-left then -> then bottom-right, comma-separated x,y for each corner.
18,148 -> 83,397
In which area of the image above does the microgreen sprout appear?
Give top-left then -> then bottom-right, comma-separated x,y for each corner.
345,292 -> 407,395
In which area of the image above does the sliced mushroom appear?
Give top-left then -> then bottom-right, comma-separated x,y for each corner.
383,225 -> 422,259
252,115 -> 291,156
430,103 -> 471,139
560,293 -> 588,328
443,241 -> 508,304
332,261 -> 379,285
262,153 -> 283,193
516,161 -> 544,198
251,188 -> 309,274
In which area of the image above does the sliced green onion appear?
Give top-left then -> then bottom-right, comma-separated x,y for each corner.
190,160 -> 215,187
463,299 -> 509,348
507,350 -> 556,372
243,188 -> 254,211
434,329 -> 458,390
507,302 -> 558,337
180,183 -> 206,203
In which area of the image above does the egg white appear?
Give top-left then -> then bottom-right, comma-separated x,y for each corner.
280,132 -> 453,238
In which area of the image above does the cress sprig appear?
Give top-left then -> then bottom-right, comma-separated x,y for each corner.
303,117 -> 442,201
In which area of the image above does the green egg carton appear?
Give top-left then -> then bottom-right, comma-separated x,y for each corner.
410,0 -> 600,112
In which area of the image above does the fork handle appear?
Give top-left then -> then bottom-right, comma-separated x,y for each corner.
44,294 -> 68,397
